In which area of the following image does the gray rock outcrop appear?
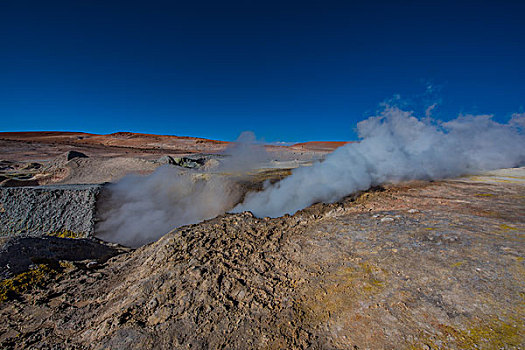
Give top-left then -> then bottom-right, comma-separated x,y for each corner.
157,156 -> 206,169
0,184 -> 102,238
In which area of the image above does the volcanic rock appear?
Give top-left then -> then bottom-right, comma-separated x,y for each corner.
66,150 -> 88,161
157,156 -> 206,169
0,172 -> 523,349
0,184 -> 103,238
173,157 -> 206,169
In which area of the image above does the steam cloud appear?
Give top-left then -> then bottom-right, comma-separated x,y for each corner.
96,131 -> 269,247
218,131 -> 271,172
96,105 -> 525,247
233,106 -> 525,217
96,167 -> 242,247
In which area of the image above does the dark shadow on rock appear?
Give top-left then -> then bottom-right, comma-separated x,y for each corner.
0,236 -> 126,280
66,150 -> 88,161
0,178 -> 39,187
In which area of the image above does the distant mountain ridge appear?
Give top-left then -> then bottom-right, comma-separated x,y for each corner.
0,131 -> 350,152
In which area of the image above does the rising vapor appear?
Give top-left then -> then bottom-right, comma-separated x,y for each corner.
96,167 -> 242,247
95,131 -> 268,247
96,106 -> 525,247
233,106 -> 525,217
218,131 -> 271,172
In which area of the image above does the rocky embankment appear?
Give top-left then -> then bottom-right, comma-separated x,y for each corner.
0,184 -> 102,239
0,183 -> 128,283
0,169 -> 523,349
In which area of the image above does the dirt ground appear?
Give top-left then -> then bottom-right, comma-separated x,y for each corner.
0,132 -> 334,186
0,169 -> 523,349
0,132 -> 523,349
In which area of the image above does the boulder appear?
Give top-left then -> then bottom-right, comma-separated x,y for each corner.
174,157 -> 205,169
157,156 -> 206,169
66,150 -> 88,161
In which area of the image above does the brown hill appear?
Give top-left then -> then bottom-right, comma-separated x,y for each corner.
290,141 -> 351,152
0,131 -> 230,155
0,132 -> 352,154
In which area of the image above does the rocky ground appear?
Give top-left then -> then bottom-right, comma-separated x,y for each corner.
0,131 -> 523,349
0,164 -> 523,349
0,132 -> 330,186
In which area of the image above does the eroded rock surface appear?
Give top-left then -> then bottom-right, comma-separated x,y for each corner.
0,172 -> 523,349
0,184 -> 102,238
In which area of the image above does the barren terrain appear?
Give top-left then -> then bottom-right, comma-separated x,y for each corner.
0,132 -> 523,349
0,132 -> 340,186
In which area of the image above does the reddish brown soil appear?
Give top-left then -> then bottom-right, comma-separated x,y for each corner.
290,141 -> 351,152
0,132 -> 352,157
0,131 -> 338,186
0,131 -> 230,158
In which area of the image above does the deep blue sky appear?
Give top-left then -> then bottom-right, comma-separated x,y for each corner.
1,0 -> 524,142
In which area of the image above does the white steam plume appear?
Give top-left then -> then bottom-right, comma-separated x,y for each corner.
233,106 -> 525,218
96,131 -> 269,247
218,131 -> 271,172
96,106 -> 525,247
96,167 -> 241,247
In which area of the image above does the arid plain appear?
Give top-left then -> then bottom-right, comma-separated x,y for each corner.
0,131 -> 523,349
